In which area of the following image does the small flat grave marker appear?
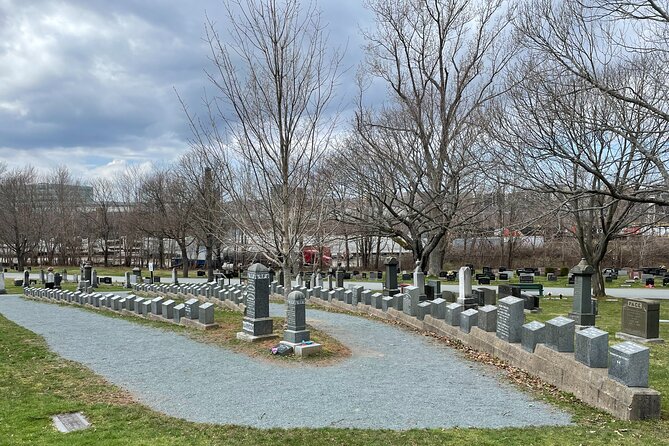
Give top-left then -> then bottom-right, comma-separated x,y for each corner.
52,412 -> 91,433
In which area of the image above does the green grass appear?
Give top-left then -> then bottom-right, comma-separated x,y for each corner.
2,293 -> 669,444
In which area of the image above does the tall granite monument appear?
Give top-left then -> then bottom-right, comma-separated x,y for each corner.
568,258 -> 596,326
383,256 -> 400,296
237,263 -> 278,342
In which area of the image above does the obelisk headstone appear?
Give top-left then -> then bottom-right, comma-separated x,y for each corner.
83,262 -> 92,284
384,256 -> 400,296
335,265 -> 345,288
457,266 -> 475,308
413,261 -> 426,298
0,272 -> 6,294
23,270 -> 30,288
568,258 -> 596,327
171,267 -> 178,285
237,263 -> 277,341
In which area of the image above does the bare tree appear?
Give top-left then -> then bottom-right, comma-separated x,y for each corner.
42,166 -> 85,265
140,168 -> 197,277
516,0 -> 669,204
489,55 -> 669,295
0,166 -> 45,269
336,0 -> 516,273
184,0 -> 342,289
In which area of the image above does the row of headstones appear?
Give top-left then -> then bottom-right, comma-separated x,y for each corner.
22,287 -> 215,326
132,281 -> 247,305
309,283 -> 649,388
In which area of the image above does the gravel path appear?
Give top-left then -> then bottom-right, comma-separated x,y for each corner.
0,295 -> 571,429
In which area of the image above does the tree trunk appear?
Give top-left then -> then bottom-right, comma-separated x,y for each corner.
158,238 -> 165,269
179,240 -> 190,278
374,236 -> 382,270
344,232 -> 350,270
428,237 -> 446,275
206,235 -> 214,282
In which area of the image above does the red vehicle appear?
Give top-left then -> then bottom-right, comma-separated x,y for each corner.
302,246 -> 331,267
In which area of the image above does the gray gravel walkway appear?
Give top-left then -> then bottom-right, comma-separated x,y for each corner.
0,295 -> 571,429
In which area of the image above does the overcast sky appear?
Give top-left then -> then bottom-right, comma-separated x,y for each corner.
0,0 -> 372,180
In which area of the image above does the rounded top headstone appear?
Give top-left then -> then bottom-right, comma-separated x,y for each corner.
287,290 -> 306,305
384,256 -> 399,266
571,258 -> 594,275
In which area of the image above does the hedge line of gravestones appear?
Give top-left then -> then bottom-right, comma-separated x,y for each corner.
22,287 -> 216,329
133,275 -> 650,390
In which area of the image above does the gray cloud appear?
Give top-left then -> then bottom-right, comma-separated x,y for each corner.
0,0 -> 372,179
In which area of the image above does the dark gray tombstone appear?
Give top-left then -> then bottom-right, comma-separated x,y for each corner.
285,291 -> 309,343
496,296 -> 525,343
521,321 -> 546,352
83,262 -> 92,283
545,316 -> 575,352
521,293 -> 540,312
441,290 -> 456,303
383,256 -> 400,296
371,292 -> 383,309
416,301 -> 431,320
238,263 -> 275,340
353,285 -> 364,306
335,265 -> 345,288
428,279 -> 441,295
568,259 -> 596,326
382,295 -> 394,312
23,270 -> 29,288
151,297 -> 164,315
184,298 -> 200,319
479,288 -> 496,306
162,300 -> 175,319
403,286 -> 420,316
361,290 -> 372,306
445,303 -> 464,326
134,297 -> 144,314
575,327 -> 608,368
460,309 -> 478,333
519,274 -> 534,283
173,303 -> 186,323
344,289 -> 353,305
431,298 -> 447,319
141,300 -> 151,316
199,302 -> 215,325
619,298 -> 661,340
609,342 -> 649,387
478,305 -> 497,332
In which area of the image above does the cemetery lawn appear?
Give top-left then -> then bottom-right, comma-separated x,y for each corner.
2,305 -> 669,445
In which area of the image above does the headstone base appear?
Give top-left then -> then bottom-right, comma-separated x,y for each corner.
568,312 -> 595,326
457,297 -> 477,310
279,341 -> 322,357
241,317 -> 274,337
180,318 -> 219,330
615,332 -> 664,344
236,331 -> 279,342
284,329 -> 310,343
